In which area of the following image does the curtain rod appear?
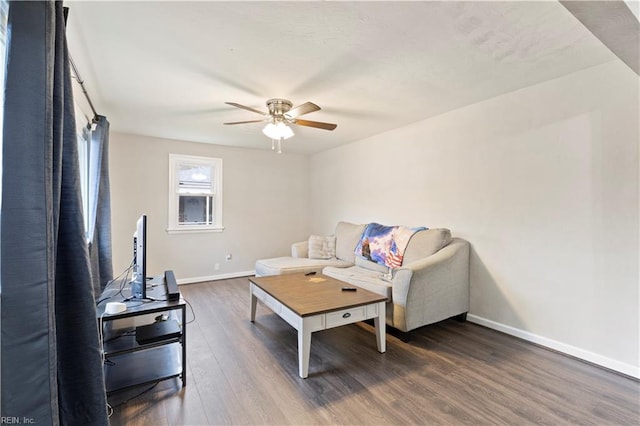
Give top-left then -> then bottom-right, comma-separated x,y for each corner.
64,6 -> 99,124
69,54 -> 99,123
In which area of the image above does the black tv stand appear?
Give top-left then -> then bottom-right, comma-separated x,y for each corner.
96,273 -> 186,395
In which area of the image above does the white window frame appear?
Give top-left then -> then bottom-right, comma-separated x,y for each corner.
167,154 -> 223,233
76,124 -> 90,237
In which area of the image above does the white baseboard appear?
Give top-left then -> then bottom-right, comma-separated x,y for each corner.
467,314 -> 639,379
176,270 -> 255,285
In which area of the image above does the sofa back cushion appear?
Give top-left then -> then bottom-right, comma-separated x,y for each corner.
335,221 -> 366,263
402,228 -> 452,264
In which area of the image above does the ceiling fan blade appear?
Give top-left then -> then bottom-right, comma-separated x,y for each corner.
293,119 -> 337,131
225,102 -> 267,116
286,102 -> 320,118
223,119 -> 266,125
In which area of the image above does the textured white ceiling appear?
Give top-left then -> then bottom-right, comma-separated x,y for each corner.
66,1 -> 617,154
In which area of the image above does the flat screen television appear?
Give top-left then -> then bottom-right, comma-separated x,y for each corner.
131,214 -> 147,299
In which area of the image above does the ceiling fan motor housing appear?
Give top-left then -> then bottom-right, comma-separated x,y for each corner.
266,98 -> 293,117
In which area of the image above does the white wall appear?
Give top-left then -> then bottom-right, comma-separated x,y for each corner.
109,132 -> 310,283
310,61 -> 639,377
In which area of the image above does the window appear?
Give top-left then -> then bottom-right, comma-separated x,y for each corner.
76,123 -> 90,237
168,154 -> 223,233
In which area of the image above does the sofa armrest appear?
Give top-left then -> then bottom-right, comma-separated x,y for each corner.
392,238 -> 470,331
291,241 -> 308,258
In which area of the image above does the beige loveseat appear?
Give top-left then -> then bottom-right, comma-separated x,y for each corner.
254,221 -> 470,334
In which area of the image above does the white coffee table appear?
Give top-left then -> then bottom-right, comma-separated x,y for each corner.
249,273 -> 387,378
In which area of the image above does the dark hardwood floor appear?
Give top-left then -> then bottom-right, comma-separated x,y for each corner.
107,277 -> 639,425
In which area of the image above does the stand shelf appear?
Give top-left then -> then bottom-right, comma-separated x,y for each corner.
104,344 -> 183,393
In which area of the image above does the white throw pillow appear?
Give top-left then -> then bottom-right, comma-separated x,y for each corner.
308,235 -> 336,259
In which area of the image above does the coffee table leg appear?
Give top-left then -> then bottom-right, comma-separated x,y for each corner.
298,326 -> 312,378
374,301 -> 386,353
250,283 -> 257,322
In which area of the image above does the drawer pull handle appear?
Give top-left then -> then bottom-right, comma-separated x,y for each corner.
342,312 -> 351,319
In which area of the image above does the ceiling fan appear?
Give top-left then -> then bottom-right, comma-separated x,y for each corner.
224,98 -> 337,140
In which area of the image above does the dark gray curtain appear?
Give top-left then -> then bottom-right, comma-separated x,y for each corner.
88,115 -> 113,297
0,2 -> 108,425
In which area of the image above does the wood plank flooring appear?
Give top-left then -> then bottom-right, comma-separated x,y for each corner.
107,277 -> 639,425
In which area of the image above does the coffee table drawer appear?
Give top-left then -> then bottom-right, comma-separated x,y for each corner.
326,306 -> 367,328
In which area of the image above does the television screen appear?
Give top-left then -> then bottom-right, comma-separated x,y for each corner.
131,214 -> 147,299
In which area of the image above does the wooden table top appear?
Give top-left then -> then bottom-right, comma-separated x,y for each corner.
249,274 -> 388,317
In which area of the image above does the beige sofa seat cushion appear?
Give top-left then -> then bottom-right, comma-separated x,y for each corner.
323,266 -> 393,300
255,257 -> 351,277
335,221 -> 366,263
403,228 -> 452,264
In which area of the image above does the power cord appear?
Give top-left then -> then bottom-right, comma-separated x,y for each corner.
95,257 -> 134,305
109,381 -> 160,412
184,297 -> 196,325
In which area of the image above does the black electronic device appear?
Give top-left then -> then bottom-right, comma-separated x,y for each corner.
135,319 -> 181,345
131,214 -> 147,299
165,270 -> 180,301
342,287 -> 357,292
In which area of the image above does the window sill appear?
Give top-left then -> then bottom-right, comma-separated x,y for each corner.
166,226 -> 224,234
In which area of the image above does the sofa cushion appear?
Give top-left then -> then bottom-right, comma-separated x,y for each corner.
308,235 -> 336,259
323,266 -> 393,300
255,257 -> 351,277
355,255 -> 389,273
334,221 -> 366,263
291,241 -> 308,258
403,228 -> 452,264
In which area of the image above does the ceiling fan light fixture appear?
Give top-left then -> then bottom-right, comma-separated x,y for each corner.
262,121 -> 294,140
